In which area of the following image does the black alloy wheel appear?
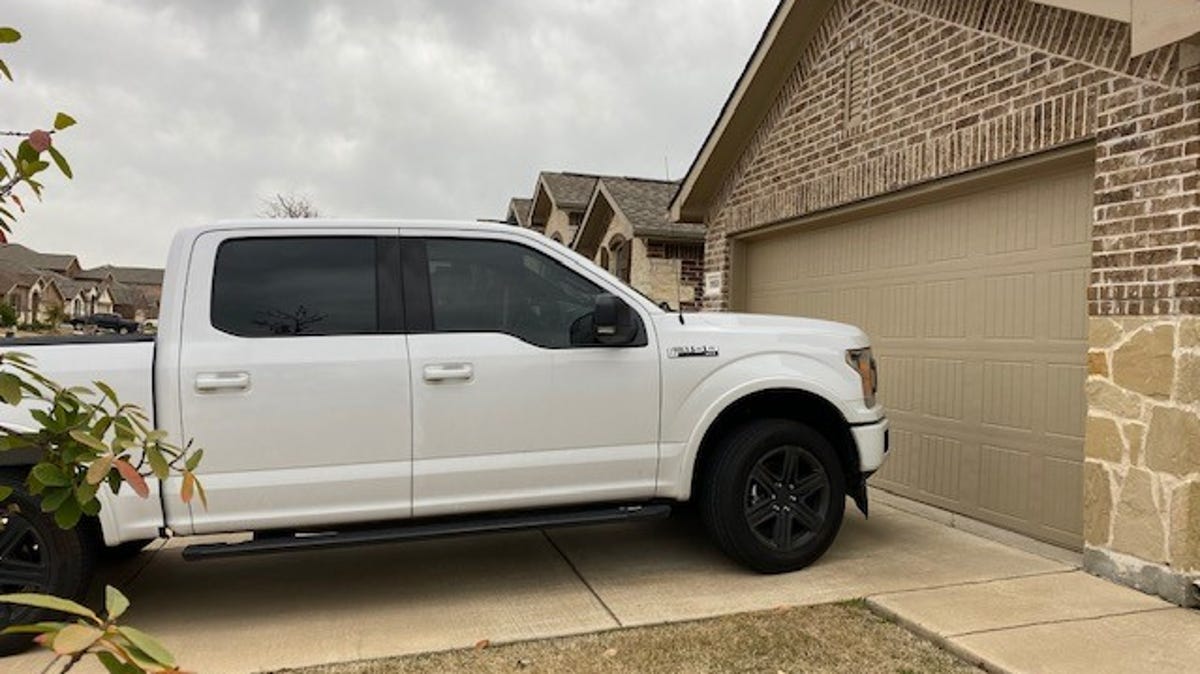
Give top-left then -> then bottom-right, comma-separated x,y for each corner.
743,445 -> 831,552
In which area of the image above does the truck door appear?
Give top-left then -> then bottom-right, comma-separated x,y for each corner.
402,233 -> 660,517
173,229 -> 411,534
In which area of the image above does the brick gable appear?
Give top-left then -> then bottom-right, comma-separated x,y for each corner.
703,0 -> 1200,318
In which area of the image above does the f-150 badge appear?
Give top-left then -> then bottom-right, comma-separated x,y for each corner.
668,345 -> 719,358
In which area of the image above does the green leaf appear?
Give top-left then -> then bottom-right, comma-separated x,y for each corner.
185,448 -> 204,472
93,380 -> 118,404
96,652 -> 142,674
74,479 -> 98,505
0,28 -> 21,44
0,593 -> 98,621
47,147 -> 72,179
145,444 -> 168,480
69,429 -> 107,452
0,486 -> 11,501
30,462 -> 70,487
0,372 -> 21,405
104,585 -> 129,620
52,623 -> 102,654
53,112 -> 77,131
39,486 -> 72,513
79,497 -> 100,516
0,59 -> 11,81
117,626 -> 175,668
53,497 -> 82,529
0,620 -> 68,635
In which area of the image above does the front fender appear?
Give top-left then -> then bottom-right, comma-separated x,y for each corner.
657,352 -> 862,500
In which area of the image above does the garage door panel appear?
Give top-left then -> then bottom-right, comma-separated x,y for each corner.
741,164 -> 1090,549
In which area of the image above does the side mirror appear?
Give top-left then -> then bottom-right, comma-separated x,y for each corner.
593,294 -> 639,345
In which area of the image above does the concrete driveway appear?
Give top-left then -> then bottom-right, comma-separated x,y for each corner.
2,501 -> 1075,673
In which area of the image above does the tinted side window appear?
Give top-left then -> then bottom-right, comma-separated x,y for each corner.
212,237 -> 378,337
425,239 -> 602,348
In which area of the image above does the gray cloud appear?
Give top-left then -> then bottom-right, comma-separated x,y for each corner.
1,0 -> 775,267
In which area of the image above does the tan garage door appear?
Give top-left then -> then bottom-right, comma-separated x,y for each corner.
738,161 -> 1091,548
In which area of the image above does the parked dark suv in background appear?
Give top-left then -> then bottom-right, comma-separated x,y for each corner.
70,312 -> 140,334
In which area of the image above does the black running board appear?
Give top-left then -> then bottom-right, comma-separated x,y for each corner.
181,503 -> 671,561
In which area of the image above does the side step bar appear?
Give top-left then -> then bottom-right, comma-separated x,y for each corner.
181,503 -> 671,561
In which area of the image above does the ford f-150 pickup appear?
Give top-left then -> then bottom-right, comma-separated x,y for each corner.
0,219 -> 887,635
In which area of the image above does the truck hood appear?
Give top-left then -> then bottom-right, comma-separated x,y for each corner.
688,312 -> 867,343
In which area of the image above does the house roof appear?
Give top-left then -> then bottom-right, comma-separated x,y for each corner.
506,197 -> 533,228
0,243 -> 80,274
77,265 -> 164,286
574,176 -> 704,257
106,283 -> 147,306
669,0 -> 835,223
539,172 -> 600,210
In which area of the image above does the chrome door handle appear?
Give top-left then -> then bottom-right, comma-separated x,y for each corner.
423,363 -> 473,382
195,372 -> 251,392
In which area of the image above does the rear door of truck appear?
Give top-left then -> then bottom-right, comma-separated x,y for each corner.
171,226 -> 412,534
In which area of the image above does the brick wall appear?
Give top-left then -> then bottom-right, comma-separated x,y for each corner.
703,0 -> 1198,319
698,0 -> 1200,605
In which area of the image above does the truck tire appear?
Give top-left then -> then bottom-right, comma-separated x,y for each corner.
0,472 -> 97,656
700,419 -> 846,573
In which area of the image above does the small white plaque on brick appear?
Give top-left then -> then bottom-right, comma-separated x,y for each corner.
704,271 -> 722,299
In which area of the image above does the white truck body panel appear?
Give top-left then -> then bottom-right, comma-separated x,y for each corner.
0,219 -> 888,546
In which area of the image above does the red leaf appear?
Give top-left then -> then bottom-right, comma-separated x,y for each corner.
180,471 -> 194,504
114,459 -> 149,498
27,129 -> 51,153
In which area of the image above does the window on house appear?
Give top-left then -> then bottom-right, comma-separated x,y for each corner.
423,238 -> 602,348
211,237 -> 379,337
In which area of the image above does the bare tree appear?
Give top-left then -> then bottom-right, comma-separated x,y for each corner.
259,192 -> 320,218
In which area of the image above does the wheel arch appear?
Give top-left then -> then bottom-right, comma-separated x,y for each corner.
684,388 -> 865,513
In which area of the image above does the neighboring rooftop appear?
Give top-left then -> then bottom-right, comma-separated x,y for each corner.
539,172 -> 601,210
0,243 -> 79,273
506,197 -> 533,228
76,265 -> 165,286
600,177 -> 701,239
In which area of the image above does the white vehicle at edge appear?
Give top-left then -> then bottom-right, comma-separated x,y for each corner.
0,219 -> 887,646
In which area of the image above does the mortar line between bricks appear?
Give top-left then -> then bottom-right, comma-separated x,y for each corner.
540,529 -> 624,628
945,605 -> 1177,639
868,568 -> 1077,599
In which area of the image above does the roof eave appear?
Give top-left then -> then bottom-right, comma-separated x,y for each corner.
670,0 -> 835,223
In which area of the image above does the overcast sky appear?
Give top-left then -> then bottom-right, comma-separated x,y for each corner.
0,0 -> 775,268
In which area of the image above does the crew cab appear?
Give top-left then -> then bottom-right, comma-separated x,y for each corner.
0,219 -> 887,636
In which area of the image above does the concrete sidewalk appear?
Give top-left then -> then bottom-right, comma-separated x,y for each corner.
869,570 -> 1200,674
1,499 -> 1194,673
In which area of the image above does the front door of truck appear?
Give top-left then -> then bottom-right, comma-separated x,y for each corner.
174,229 -> 411,534
402,232 -> 660,517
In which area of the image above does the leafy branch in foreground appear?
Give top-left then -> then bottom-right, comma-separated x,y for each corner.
0,25 -> 76,232
0,586 -> 184,673
0,351 -> 206,525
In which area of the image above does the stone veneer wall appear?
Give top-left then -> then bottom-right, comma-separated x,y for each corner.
698,0 -> 1200,605
1086,317 -> 1200,605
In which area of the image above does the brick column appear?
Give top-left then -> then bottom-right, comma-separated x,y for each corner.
1084,64 -> 1200,606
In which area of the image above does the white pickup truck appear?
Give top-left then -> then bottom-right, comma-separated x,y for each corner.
0,219 -> 887,624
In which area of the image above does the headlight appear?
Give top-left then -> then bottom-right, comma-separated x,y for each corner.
845,347 -> 877,408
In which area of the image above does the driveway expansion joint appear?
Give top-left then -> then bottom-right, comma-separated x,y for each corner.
944,605 -> 1177,638
541,529 -> 624,628
866,568 -> 1076,599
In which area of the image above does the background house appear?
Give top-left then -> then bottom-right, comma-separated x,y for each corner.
0,243 -> 163,326
506,172 -> 706,309
669,0 -> 1200,606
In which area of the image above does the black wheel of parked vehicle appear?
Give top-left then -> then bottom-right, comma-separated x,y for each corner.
0,472 -> 96,656
700,419 -> 845,573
